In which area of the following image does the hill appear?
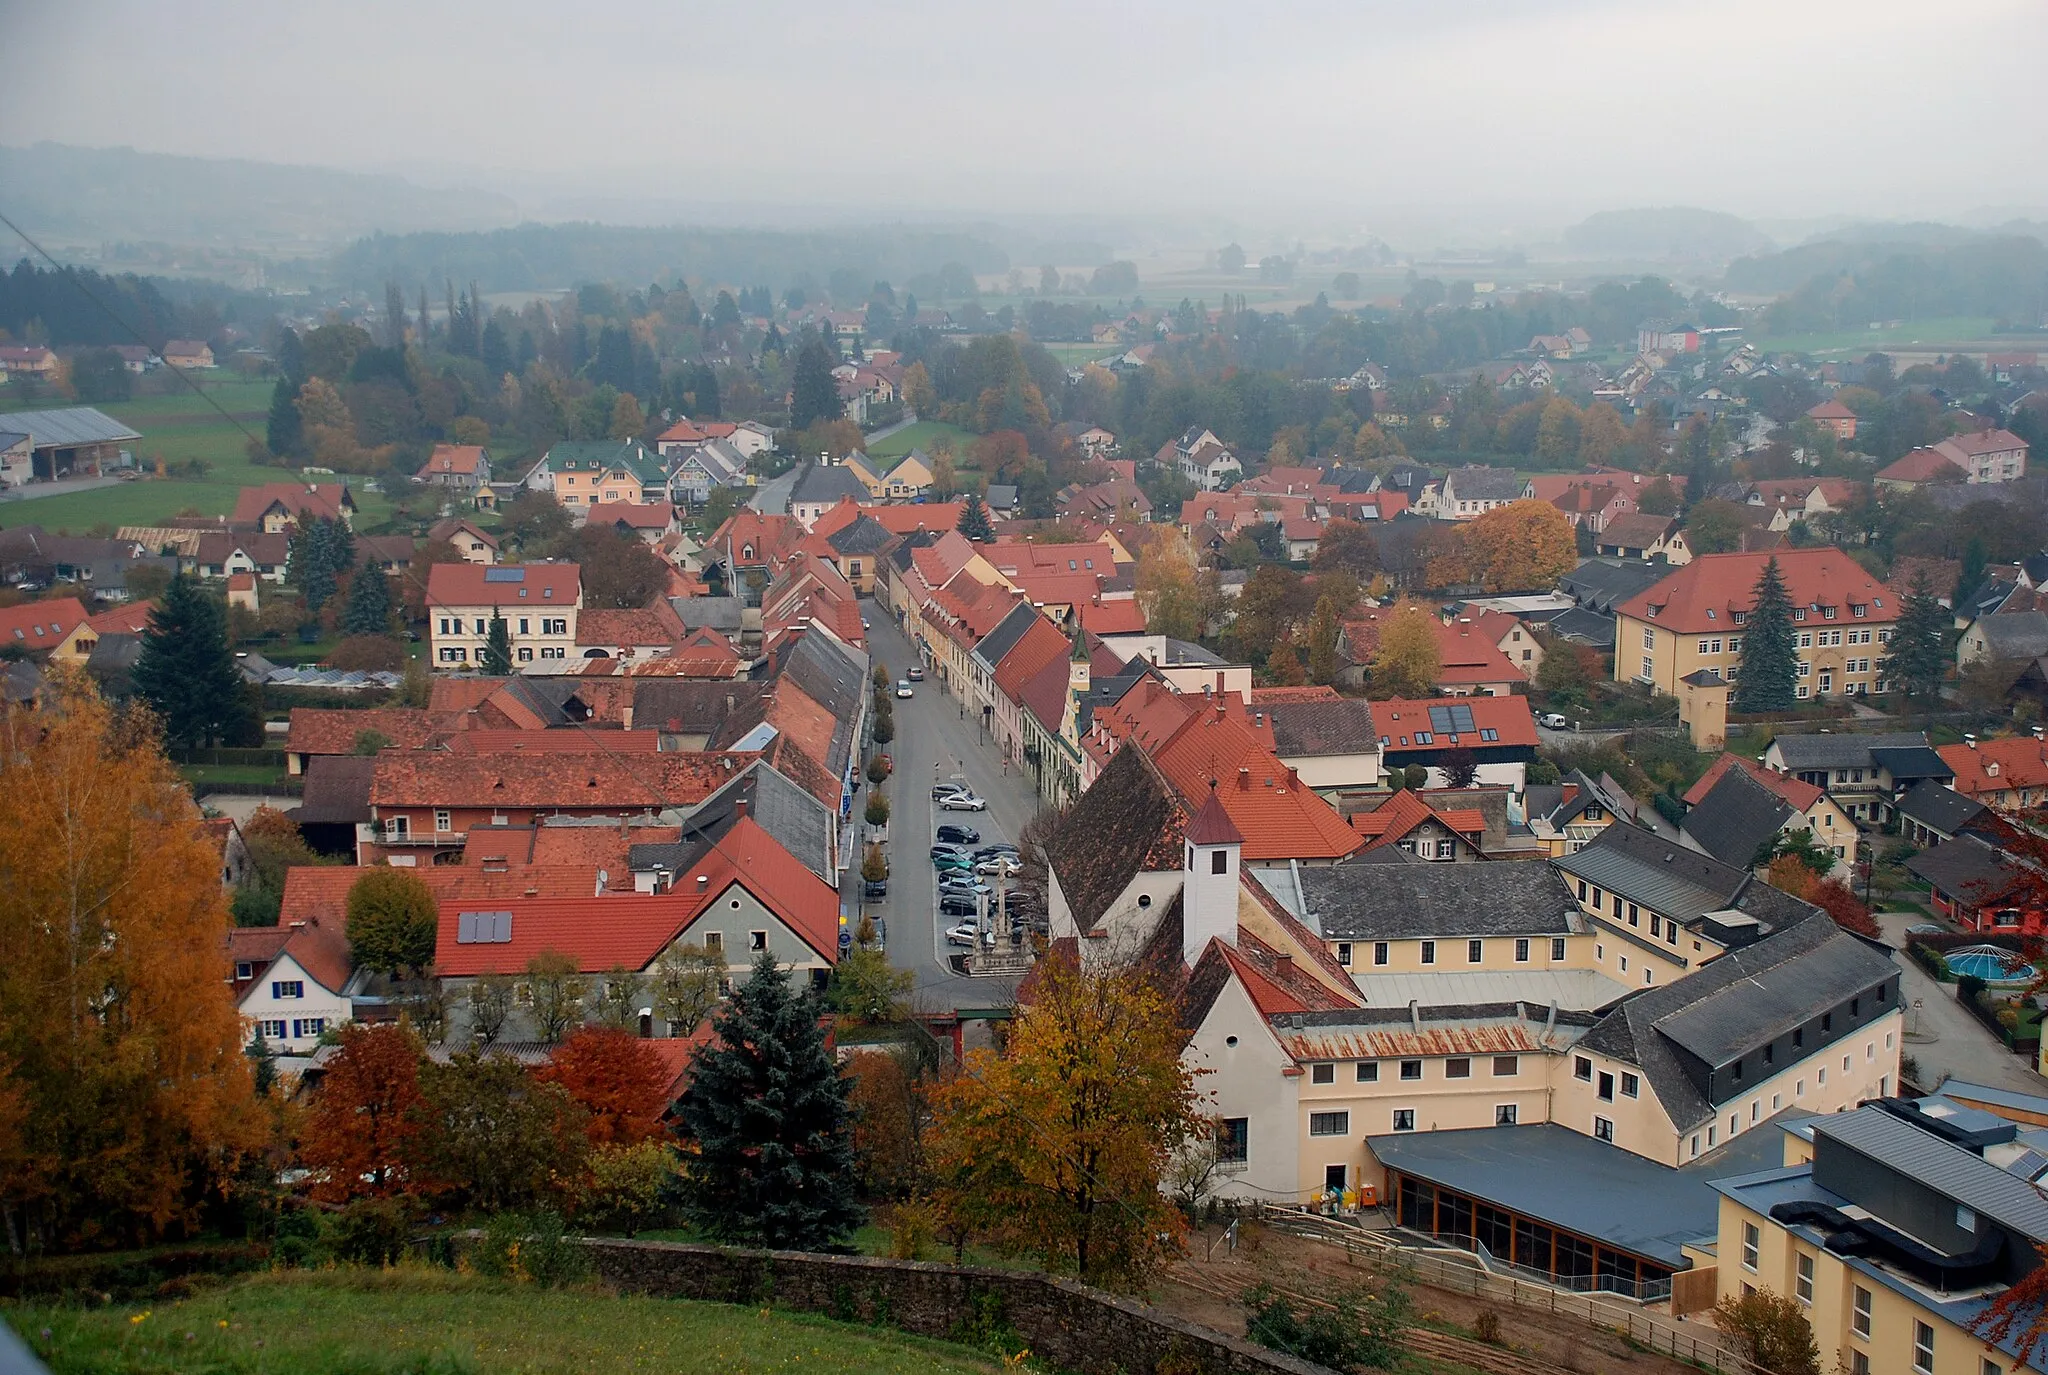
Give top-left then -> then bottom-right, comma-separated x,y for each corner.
1560,207 -> 1774,262
0,142 -> 521,254
1727,234 -> 2048,334
10,1266 -> 1003,1374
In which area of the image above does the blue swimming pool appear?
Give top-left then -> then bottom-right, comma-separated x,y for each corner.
1945,946 -> 2032,983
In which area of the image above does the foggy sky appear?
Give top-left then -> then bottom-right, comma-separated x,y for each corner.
5,0 -> 2046,227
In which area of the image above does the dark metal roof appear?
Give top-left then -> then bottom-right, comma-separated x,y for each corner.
1300,861 -> 1581,940
1905,834 -> 2021,903
1680,767 -> 1796,870
1366,1124 -> 1720,1265
1559,558 -> 1668,613
1974,612 -> 2048,660
1769,732 -> 1930,771
971,603 -> 1040,672
1545,606 -> 1619,647
670,595 -> 744,631
1897,780 -> 1987,836
642,759 -> 835,883
1814,1109 -> 2048,1242
825,515 -> 896,557
1554,821 -> 1749,923
1867,744 -> 1956,782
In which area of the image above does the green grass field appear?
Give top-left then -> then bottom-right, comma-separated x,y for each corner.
1037,342 -> 1122,368
0,380 -> 394,533
868,421 -> 977,463
1748,316 -> 2004,357
8,1266 -> 1003,1375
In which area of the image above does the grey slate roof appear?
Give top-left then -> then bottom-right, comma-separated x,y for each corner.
1813,1109 -> 2048,1242
1299,861 -> 1581,940
985,484 -> 1019,511
1161,638 -> 1222,665
1263,698 -> 1379,758
1047,745 -> 1180,932
631,679 -> 769,737
4,406 -> 142,448
670,595 -> 744,632
789,460 -> 869,506
1770,731 -> 1930,772
1365,1124 -> 1720,1265
971,603 -> 1040,673
778,627 -> 869,783
1442,465 -> 1526,503
642,758 -> 836,883
825,515 -> 896,557
1681,767 -> 1796,870
1897,780 -> 1988,836
1554,820 -> 1750,924
1868,744 -> 1955,783
1545,606 -> 1619,647
1975,611 -> 2048,660
1905,833 -> 2020,903
294,754 -> 376,825
1559,558 -> 1668,612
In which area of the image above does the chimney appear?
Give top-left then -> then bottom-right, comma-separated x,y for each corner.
1286,766 -> 1300,791
1274,953 -> 1295,979
734,797 -> 749,821
696,873 -> 709,888
1237,766 -> 1251,790
1215,670 -> 1226,695
1214,699 -> 1226,720
1967,733 -> 1978,749
289,920 -> 306,931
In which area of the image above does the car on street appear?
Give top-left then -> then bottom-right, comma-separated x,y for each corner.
862,879 -> 888,899
933,855 -> 974,873
907,666 -> 924,681
974,843 -> 1018,856
895,680 -> 914,698
862,617 -> 871,630
936,824 -> 981,845
1538,712 -> 1568,729
934,782 -> 969,800
944,922 -> 980,946
939,792 -> 988,812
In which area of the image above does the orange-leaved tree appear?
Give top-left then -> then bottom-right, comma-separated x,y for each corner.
1465,500 -> 1577,594
927,950 -> 1201,1287
299,1022 -> 424,1202
536,1025 -> 673,1147
0,671 -> 266,1249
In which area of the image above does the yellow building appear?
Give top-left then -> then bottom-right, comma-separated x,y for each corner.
1615,548 -> 1902,702
1710,1102 -> 2048,1375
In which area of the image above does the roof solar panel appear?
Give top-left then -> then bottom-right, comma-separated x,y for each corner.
483,567 -> 526,582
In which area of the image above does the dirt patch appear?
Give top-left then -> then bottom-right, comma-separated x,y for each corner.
1154,1224 -> 1721,1375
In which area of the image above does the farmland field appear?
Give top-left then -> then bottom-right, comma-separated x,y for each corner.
868,420 -> 977,462
1747,316 -> 2007,357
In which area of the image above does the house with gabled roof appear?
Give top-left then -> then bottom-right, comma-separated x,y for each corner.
1347,789 -> 1488,859
231,482 -> 357,533
228,915 -> 355,1057
421,444 -> 491,493
426,562 -> 582,669
667,438 -> 750,504
1681,752 -> 1856,870
1436,465 -> 1525,521
535,439 -> 665,508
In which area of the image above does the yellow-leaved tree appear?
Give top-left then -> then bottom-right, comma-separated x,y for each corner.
0,672 -> 265,1250
1367,600 -> 1443,698
928,952 -> 1201,1287
1463,500 -> 1577,594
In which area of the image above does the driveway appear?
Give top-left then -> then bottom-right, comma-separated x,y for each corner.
855,598 -> 1036,1014
1876,909 -> 2047,1095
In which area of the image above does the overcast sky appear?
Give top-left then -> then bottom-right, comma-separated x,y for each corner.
5,0 -> 2046,227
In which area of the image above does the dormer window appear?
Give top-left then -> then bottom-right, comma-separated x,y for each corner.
1647,606 -> 1659,619
1851,604 -> 1866,618
1821,606 -> 1836,620
1733,611 -> 1747,625
1794,609 -> 1807,621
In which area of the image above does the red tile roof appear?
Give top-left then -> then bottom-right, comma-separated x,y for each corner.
444,729 -> 665,755
1940,737 -> 2048,800
227,914 -> 353,995
425,561 -> 581,609
1806,399 -> 1858,421
1078,597 -> 1146,635
1373,696 -> 1539,752
370,751 -> 753,811
1349,789 -> 1486,846
1876,448 -> 1967,484
278,863 -> 603,928
426,444 -> 488,476
1184,784 -> 1246,845
577,600 -> 686,649
587,501 -> 676,530
1684,752 -> 1825,811
992,615 -> 1071,703
858,503 -> 967,536
657,419 -> 707,444
86,600 -> 157,635
1146,704 -> 1360,861
0,596 -> 89,653
231,482 -> 353,526
287,707 -> 452,756
1431,619 -> 1526,685
1615,548 -> 1900,633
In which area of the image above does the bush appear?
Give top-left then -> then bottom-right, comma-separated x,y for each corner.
1243,1274 -> 1410,1370
1959,974 -> 1988,1004
578,1142 -> 679,1236
272,1207 -> 327,1269
332,1197 -> 412,1267
887,1198 -> 936,1260
470,1209 -> 588,1288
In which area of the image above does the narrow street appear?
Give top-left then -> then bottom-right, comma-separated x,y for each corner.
1877,909 -> 2048,1095
855,597 -> 1038,1014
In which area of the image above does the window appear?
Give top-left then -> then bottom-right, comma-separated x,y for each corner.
702,932 -> 723,953
1852,1357 -> 1869,1375
271,980 -> 304,1000
259,1019 -> 286,1040
1574,1056 -> 1592,1081
1593,1116 -> 1614,1143
1210,850 -> 1228,874
1515,938 -> 1530,962
1494,1056 -> 1519,1076
1420,940 -> 1436,965
1496,1104 -> 1518,1126
292,1018 -> 326,1039
1311,1063 -> 1335,1084
1621,1072 -> 1639,1098
1309,1111 -> 1350,1137
1373,941 -> 1389,966
1387,1108 -> 1416,1133
1642,657 -> 1655,679
1796,1253 -> 1814,1303
1914,1322 -> 1934,1375
1467,939 -> 1483,963
1642,627 -> 1656,650
1818,1066 -> 1828,1086
1446,1057 -> 1472,1079
1742,1222 -> 1760,1271
1849,1285 -> 1874,1339
1597,1071 -> 1615,1102
234,962 -> 253,980
1357,1062 -> 1379,1083
1552,937 -> 1567,961
435,809 -> 452,833
1400,1059 -> 1422,1081
1218,1118 -> 1248,1164
749,930 -> 767,951
1958,1205 -> 1978,1232
1336,942 -> 1353,966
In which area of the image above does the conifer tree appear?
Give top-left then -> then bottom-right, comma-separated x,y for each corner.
481,613 -> 513,675
265,378 -> 302,457
790,338 -> 843,431
340,566 -> 394,638
677,953 -> 861,1249
133,575 -> 245,747
957,493 -> 994,542
1881,567 -> 1949,703
1734,556 -> 1798,713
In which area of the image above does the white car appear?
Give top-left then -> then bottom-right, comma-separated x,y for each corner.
975,856 -> 1021,877
944,922 -> 980,947
895,680 -> 914,699
1538,712 -> 1568,729
939,791 -> 987,811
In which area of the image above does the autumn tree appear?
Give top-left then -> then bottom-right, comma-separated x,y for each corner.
901,361 -> 936,417
525,950 -> 588,1043
567,522 -> 669,609
1266,638 -> 1307,685
300,1023 -> 423,1203
830,947 -> 915,1024
233,805 -> 323,926
677,953 -> 862,1248
536,1025 -> 671,1147
1229,565 -> 1315,659
412,1050 -> 587,1211
468,973 -> 516,1047
1135,532 -> 1209,641
929,951 -> 1200,1286
1306,594 -> 1343,686
1685,499 -> 1747,556
651,943 -> 724,1036
1712,1289 -> 1820,1375
847,1051 -> 931,1199
0,674 -> 264,1248
594,963 -> 643,1029
1312,518 -> 1381,580
1463,501 -> 1576,594
1368,601 -> 1442,698
346,867 -> 439,978
1577,403 -> 1628,464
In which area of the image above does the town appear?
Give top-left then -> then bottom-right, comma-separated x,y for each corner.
8,10 -> 2048,1375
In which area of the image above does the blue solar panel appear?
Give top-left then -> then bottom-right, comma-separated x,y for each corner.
1428,704 -> 1477,734
483,567 -> 526,582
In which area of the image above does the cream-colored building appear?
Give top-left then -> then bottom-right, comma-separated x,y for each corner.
425,562 -> 582,668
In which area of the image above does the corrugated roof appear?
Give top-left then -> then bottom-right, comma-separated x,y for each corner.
1554,821 -> 1749,924
1815,1109 -> 2048,1242
4,406 -> 142,447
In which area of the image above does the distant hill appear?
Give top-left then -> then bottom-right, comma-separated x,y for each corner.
0,142 -> 521,252
1561,207 -> 1774,262
1729,235 -> 2048,334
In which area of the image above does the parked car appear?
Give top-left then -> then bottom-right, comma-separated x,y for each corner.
862,880 -> 888,899
934,855 -> 974,873
895,680 -> 914,698
936,824 -> 981,845
974,843 -> 1018,857
940,876 -> 992,896
944,921 -> 980,946
1538,712 -> 1568,729
939,896 -> 979,919
976,857 -> 1020,877
934,782 -> 969,801
939,792 -> 988,812
907,666 -> 924,681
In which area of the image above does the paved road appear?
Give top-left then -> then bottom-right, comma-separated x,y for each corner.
1877,909 -> 2048,1095
0,474 -> 122,503
857,597 -> 1035,1013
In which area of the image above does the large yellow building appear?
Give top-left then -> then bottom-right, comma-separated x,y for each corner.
1615,549 -> 1903,702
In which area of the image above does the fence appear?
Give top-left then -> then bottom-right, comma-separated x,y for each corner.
167,746 -> 287,767
1254,1206 -> 1762,1375
192,780 -> 303,800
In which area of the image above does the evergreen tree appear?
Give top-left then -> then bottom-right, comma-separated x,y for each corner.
790,338 -> 842,431
1957,537 -> 1989,605
480,318 -> 511,378
383,283 -> 409,348
677,954 -> 862,1249
340,566 -> 394,638
1881,567 -> 1949,702
291,517 -> 347,613
1734,556 -> 1798,713
957,493 -> 994,542
265,378 -> 302,456
481,613 -> 513,674
133,574 -> 245,747
276,328 -> 305,386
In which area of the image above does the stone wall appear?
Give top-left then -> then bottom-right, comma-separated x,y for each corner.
575,1237 -> 1333,1375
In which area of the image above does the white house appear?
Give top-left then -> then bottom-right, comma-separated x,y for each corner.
228,916 -> 354,1056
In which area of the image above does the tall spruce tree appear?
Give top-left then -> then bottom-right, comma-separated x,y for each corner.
481,613 -> 513,675
265,378 -> 302,457
340,566 -> 394,638
677,954 -> 861,1249
1882,567 -> 1949,702
957,493 -> 994,542
1734,556 -> 1798,713
789,338 -> 842,431
133,574 -> 246,747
